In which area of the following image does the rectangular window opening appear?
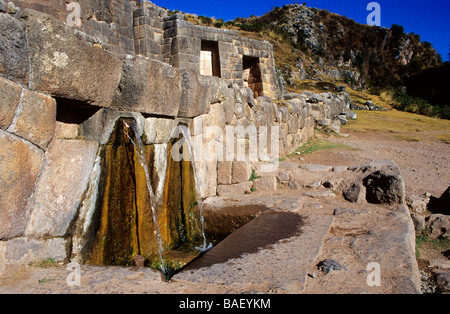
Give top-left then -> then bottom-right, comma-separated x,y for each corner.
200,40 -> 221,78
243,56 -> 263,98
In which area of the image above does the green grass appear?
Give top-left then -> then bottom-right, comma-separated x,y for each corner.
343,108 -> 450,134
38,278 -> 56,283
249,169 -> 261,181
416,233 -> 450,259
289,138 -> 359,156
30,258 -> 57,268
392,135 -> 422,142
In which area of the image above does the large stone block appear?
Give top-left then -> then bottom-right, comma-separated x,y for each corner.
0,77 -> 22,130
0,130 -> 44,239
25,139 -> 99,237
0,13 -> 29,85
143,116 -> 177,144
79,108 -> 145,145
217,181 -> 252,196
0,237 -> 67,275
22,9 -> 122,107
7,89 -> 56,149
178,69 -> 211,118
193,160 -> 217,198
217,161 -> 232,185
111,55 -> 181,116
231,161 -> 252,184
252,174 -> 277,191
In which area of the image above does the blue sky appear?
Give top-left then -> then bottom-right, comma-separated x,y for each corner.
151,0 -> 450,61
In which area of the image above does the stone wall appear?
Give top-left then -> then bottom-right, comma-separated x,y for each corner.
11,0 -> 280,98
0,1 -> 349,272
11,0 -> 137,55
160,15 -> 279,99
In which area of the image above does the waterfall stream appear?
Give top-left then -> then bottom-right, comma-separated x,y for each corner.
123,121 -> 166,274
178,125 -> 212,252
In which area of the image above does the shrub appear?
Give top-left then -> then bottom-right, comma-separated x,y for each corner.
392,90 -> 449,119
390,24 -> 405,40
199,16 -> 212,25
240,21 -> 264,32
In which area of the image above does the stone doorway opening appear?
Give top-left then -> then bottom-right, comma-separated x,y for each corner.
200,40 -> 221,77
243,56 -> 263,98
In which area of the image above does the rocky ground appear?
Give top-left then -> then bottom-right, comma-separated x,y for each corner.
0,112 -> 449,294
0,190 -> 421,294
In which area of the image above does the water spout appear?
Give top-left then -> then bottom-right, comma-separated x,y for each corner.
123,121 -> 167,274
178,125 -> 212,252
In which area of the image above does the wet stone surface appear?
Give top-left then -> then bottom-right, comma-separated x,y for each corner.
185,212 -> 304,270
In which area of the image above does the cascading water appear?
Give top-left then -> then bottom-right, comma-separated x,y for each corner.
178,125 -> 213,252
154,143 -> 168,205
81,118 -> 211,279
123,121 -> 166,274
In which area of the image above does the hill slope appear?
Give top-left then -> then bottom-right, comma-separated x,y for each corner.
234,4 -> 442,92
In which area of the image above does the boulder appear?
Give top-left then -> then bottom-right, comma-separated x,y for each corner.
276,170 -> 290,183
6,89 -> 56,149
336,115 -> 348,125
363,166 -> 406,205
315,118 -> 330,126
111,56 -> 181,117
341,111 -> 357,120
0,13 -> 29,85
0,130 -> 44,239
427,214 -> 450,239
365,101 -> 375,110
25,139 -> 99,237
433,269 -> 450,292
0,0 -> 6,12
410,213 -> 426,234
283,93 -> 302,100
22,9 -> 123,107
406,193 -> 431,215
6,1 -> 18,14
